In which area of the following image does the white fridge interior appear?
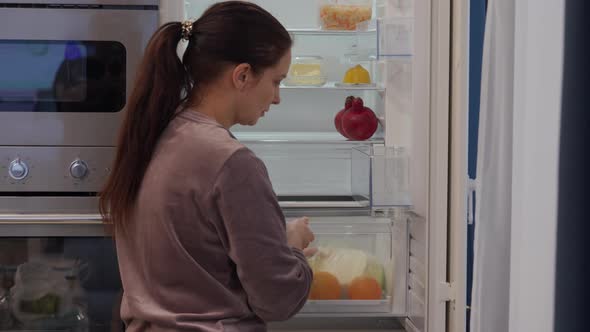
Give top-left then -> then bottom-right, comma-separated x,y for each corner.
163,0 -> 458,331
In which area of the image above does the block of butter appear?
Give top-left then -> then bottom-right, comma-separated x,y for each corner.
284,56 -> 327,87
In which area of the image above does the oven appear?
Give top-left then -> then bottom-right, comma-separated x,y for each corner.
0,218 -> 122,331
0,0 -> 158,200
0,0 -> 159,332
0,3 -> 158,328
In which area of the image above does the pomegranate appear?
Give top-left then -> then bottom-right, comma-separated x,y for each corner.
335,96 -> 355,138
341,97 -> 378,140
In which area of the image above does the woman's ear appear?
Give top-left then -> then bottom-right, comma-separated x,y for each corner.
232,63 -> 252,90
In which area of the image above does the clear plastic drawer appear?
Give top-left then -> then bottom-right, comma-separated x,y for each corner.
300,216 -> 407,315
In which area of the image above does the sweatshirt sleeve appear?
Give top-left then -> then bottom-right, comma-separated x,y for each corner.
212,148 -> 312,322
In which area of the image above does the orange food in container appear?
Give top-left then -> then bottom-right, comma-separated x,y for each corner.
319,0 -> 373,30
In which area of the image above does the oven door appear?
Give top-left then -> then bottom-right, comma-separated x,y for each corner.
0,4 -> 158,146
0,216 -> 122,331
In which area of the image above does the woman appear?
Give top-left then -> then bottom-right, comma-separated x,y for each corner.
99,2 -> 315,331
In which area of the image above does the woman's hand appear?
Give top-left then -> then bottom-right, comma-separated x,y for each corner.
286,217 -> 315,252
302,247 -> 318,257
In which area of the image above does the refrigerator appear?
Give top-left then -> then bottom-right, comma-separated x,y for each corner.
172,1 -> 468,332
0,0 -> 468,331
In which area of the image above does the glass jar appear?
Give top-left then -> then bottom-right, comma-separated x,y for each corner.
318,0 -> 373,31
283,56 -> 327,87
64,273 -> 89,332
0,266 -> 16,329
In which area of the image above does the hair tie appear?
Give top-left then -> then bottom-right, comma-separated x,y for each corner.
181,20 -> 195,41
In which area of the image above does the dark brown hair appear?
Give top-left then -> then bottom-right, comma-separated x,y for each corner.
99,1 -> 292,231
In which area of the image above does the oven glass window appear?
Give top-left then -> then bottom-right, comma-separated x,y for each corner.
0,237 -> 123,331
0,40 -> 126,113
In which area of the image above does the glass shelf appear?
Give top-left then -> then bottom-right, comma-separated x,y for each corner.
288,28 -> 377,36
232,141 -> 410,209
287,18 -> 414,59
281,81 -> 385,91
234,132 -> 384,144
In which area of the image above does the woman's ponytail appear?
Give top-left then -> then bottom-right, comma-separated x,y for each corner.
100,22 -> 190,231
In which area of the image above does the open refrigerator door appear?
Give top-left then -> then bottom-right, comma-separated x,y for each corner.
167,1 -> 461,331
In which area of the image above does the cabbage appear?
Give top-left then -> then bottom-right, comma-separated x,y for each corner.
365,259 -> 386,290
307,247 -> 386,289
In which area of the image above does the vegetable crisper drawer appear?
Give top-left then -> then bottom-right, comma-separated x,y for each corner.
300,216 -> 407,315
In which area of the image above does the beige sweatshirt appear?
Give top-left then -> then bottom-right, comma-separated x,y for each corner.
115,110 -> 312,332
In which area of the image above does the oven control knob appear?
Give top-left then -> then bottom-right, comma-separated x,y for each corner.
8,159 -> 29,180
69,159 -> 89,179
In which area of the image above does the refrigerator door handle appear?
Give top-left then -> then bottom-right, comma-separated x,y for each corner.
467,179 -> 477,225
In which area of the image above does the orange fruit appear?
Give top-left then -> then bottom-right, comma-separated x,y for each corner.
309,271 -> 341,300
348,276 -> 382,300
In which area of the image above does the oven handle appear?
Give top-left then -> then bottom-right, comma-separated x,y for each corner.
0,214 -> 108,237
0,214 -> 103,224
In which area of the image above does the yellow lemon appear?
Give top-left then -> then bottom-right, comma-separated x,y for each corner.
343,65 -> 371,84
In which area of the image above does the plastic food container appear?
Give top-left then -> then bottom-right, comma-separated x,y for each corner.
283,56 -> 327,87
319,0 -> 373,31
